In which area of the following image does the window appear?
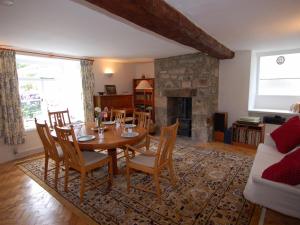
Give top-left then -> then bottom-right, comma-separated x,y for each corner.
16,55 -> 84,130
258,52 -> 300,96
250,50 -> 300,112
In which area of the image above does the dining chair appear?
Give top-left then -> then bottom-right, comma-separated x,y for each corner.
54,125 -> 113,203
35,118 -> 64,189
124,120 -> 179,198
128,111 -> 152,156
133,111 -> 151,129
110,109 -> 126,124
48,108 -> 71,128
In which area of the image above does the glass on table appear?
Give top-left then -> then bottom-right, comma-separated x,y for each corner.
98,127 -> 104,139
74,124 -> 83,137
115,119 -> 120,128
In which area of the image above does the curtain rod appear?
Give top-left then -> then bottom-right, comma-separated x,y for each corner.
0,46 -> 94,61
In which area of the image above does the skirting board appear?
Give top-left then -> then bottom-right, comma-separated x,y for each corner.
15,146 -> 43,159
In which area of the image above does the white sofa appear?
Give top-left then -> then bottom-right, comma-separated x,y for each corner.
243,133 -> 300,219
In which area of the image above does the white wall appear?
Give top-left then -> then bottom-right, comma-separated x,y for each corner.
93,59 -> 136,94
0,130 -> 43,164
134,62 -> 154,79
93,59 -> 154,94
218,51 -> 252,126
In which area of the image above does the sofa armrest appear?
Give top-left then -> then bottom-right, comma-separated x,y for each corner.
264,133 -> 276,148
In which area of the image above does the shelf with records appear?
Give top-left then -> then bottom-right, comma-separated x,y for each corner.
232,122 -> 265,149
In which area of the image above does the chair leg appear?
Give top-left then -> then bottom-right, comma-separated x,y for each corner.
54,161 -> 60,189
126,166 -> 131,193
80,171 -> 86,203
64,164 -> 69,192
131,150 -> 135,158
153,172 -> 161,198
168,161 -> 177,186
44,156 -> 49,181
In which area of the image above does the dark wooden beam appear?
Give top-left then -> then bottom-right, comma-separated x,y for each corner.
83,0 -> 234,59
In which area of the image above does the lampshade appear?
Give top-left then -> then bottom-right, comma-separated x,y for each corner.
135,80 -> 153,90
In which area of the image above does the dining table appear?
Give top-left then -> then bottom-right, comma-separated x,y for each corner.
51,122 -> 147,175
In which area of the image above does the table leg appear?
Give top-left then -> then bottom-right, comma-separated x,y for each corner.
108,148 -> 118,175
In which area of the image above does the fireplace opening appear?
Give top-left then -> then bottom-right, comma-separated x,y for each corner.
167,97 -> 192,137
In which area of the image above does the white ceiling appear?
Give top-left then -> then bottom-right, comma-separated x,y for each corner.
0,0 -> 196,59
166,0 -> 300,52
0,0 -> 300,59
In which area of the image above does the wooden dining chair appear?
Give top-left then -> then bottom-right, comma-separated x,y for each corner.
124,120 -> 179,198
35,118 -> 64,189
128,111 -> 152,156
110,109 -> 126,124
54,125 -> 113,203
133,111 -> 151,129
48,108 -> 71,128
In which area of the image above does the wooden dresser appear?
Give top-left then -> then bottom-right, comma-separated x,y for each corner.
93,94 -> 134,113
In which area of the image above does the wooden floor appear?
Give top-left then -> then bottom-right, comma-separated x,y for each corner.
0,142 -> 299,225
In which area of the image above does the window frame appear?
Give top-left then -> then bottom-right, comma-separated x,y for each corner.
16,54 -> 84,130
255,49 -> 300,97
248,49 -> 300,114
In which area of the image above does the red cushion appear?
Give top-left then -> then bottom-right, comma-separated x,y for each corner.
271,116 -> 300,153
262,148 -> 300,185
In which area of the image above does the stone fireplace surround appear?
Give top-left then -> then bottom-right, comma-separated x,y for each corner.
155,53 -> 219,142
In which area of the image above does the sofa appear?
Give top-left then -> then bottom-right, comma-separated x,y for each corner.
243,133 -> 300,219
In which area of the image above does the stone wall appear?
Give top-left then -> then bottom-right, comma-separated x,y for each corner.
155,53 -> 219,142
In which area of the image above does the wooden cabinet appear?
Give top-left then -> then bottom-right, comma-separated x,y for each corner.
93,94 -> 134,114
133,78 -> 155,121
232,122 -> 265,149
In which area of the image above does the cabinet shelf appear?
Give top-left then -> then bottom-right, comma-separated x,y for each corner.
133,78 -> 155,122
135,99 -> 153,105
232,122 -> 265,149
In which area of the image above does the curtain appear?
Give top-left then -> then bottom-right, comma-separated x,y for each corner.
80,59 -> 95,123
0,49 -> 25,145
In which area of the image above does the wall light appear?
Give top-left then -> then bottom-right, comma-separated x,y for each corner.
104,68 -> 114,77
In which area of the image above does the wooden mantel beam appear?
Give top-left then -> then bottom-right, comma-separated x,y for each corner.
84,0 -> 234,59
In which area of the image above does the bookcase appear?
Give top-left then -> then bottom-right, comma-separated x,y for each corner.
232,122 -> 265,149
133,78 -> 155,121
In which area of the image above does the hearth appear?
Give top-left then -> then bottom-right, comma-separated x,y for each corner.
167,97 -> 192,137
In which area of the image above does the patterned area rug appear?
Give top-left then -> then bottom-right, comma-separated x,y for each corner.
18,142 -> 255,225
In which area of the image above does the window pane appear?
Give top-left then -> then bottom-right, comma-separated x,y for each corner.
19,79 -> 43,129
259,53 -> 300,79
258,79 -> 300,96
16,55 -> 84,129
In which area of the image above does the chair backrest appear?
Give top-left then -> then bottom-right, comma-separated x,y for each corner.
133,111 -> 151,130
48,109 -> 71,128
110,109 -> 126,124
35,118 -> 60,160
54,125 -> 84,168
155,120 -> 179,167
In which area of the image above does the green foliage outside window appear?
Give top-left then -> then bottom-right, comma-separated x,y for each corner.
21,101 -> 41,119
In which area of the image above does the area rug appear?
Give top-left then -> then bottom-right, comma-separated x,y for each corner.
18,142 -> 255,225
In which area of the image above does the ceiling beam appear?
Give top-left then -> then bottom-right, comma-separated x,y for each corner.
83,0 -> 234,59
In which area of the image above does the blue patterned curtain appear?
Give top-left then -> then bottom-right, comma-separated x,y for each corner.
0,49 -> 25,144
80,59 -> 95,123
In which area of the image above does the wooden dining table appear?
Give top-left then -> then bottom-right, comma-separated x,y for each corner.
51,122 -> 147,175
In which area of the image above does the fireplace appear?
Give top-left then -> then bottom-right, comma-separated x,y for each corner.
155,53 -> 219,141
167,97 -> 192,137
